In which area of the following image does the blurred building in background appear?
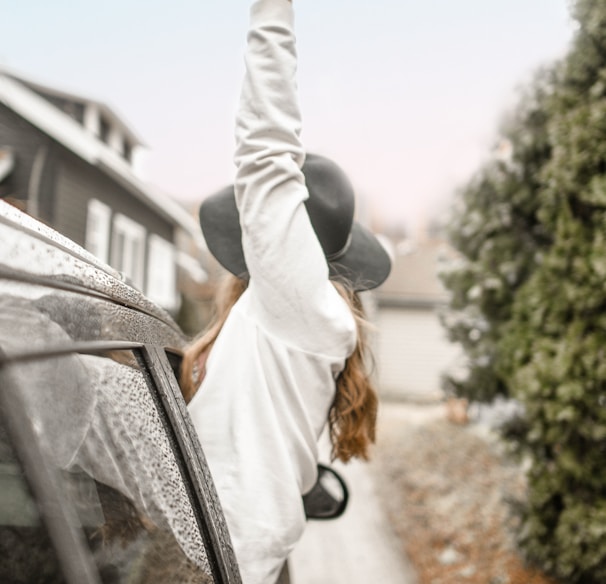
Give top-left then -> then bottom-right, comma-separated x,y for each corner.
0,68 -> 208,324
375,238 -> 463,401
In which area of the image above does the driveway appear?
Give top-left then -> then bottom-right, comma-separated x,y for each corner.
289,445 -> 418,584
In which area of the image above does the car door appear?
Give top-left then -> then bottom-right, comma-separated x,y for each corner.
0,208 -> 241,583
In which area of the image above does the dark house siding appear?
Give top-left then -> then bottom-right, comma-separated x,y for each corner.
54,162 -> 88,245
0,104 -> 56,215
0,102 -> 174,248
55,153 -> 174,247
0,93 -> 188,312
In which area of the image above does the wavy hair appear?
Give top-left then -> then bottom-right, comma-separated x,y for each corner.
179,274 -> 378,462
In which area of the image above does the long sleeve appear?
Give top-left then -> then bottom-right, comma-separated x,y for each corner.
234,0 -> 352,354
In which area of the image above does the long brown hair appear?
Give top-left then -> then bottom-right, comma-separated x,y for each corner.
179,275 -> 378,462
179,275 -> 247,403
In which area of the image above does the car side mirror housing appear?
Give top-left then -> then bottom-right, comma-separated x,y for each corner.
302,463 -> 349,520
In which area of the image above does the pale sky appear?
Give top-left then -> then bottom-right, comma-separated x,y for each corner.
1,0 -> 574,234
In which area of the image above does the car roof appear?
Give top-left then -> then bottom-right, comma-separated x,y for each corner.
0,200 -> 182,335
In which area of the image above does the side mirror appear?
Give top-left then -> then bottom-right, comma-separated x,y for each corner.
302,463 -> 349,520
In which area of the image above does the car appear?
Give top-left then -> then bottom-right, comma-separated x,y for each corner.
0,200 -> 241,583
0,200 -> 349,584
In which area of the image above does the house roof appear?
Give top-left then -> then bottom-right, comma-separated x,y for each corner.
2,68 -> 145,148
377,239 -> 457,307
0,68 -> 205,251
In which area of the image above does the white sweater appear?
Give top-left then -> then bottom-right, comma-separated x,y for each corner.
188,0 -> 357,583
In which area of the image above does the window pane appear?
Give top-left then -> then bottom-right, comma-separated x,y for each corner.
5,351 -> 215,584
0,417 -> 66,583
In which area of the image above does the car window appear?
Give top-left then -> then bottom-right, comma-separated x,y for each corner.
0,416 -> 66,583
0,215 -> 240,583
1,349 -> 215,584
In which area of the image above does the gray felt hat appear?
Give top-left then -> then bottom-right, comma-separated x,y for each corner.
199,154 -> 392,292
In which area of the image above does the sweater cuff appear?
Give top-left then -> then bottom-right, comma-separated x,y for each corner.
250,0 -> 294,28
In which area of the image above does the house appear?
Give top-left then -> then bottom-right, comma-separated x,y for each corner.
0,68 -> 207,317
374,239 -> 463,401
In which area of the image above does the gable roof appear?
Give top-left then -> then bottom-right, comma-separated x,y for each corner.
377,239 -> 457,307
3,68 -> 145,149
0,68 -> 204,251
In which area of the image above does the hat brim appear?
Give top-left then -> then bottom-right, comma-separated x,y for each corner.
199,186 -> 391,292
329,221 -> 392,291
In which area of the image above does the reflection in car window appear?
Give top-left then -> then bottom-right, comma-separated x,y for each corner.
0,417 -> 66,583
6,351 -> 214,583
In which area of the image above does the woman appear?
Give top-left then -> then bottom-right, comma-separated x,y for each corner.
182,0 -> 391,582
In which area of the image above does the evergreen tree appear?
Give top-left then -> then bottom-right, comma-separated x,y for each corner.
440,69 -> 554,402
498,0 -> 606,580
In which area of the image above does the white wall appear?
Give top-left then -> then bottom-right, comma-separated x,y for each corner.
376,306 -> 462,400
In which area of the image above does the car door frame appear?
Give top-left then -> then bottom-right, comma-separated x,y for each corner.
0,340 -> 242,584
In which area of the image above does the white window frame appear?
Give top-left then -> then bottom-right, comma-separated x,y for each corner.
111,213 -> 146,291
146,234 -> 178,311
83,103 -> 100,136
85,199 -> 111,264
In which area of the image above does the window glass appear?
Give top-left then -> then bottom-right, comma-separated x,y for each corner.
4,350 -> 214,584
0,417 -> 65,583
99,117 -> 111,144
123,141 -> 133,164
